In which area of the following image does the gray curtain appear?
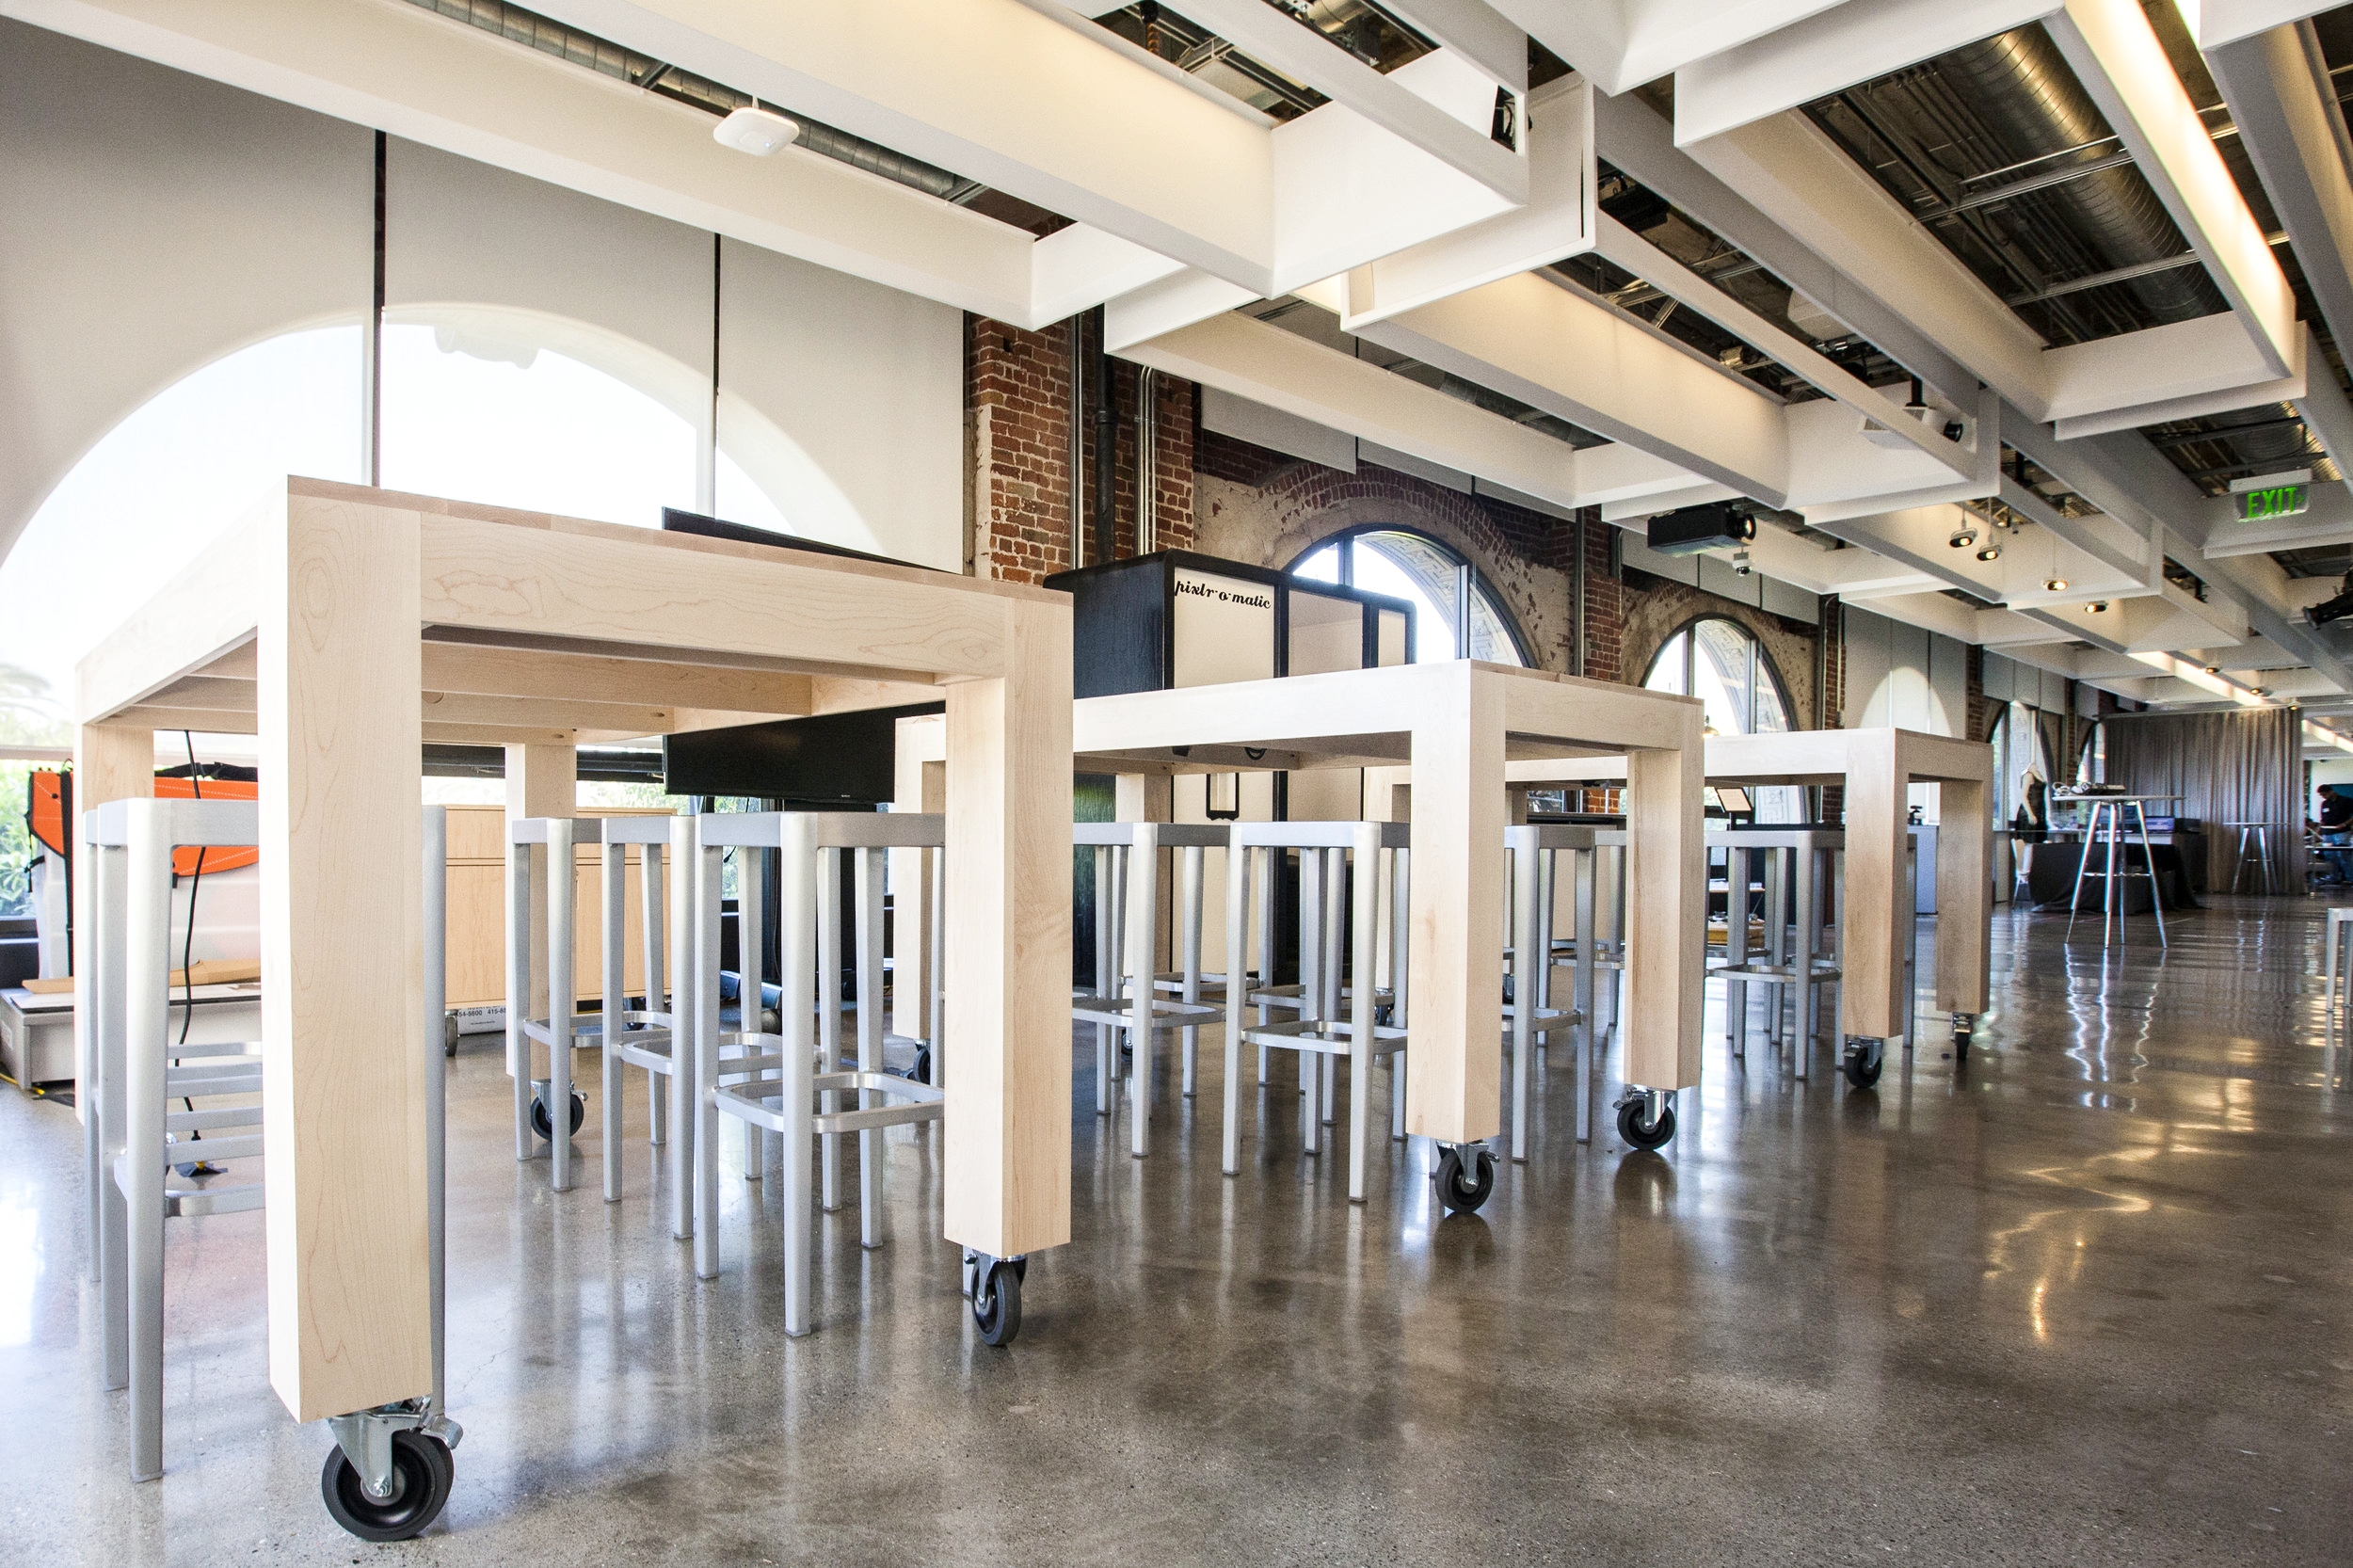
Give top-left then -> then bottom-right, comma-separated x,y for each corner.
2103,707 -> 2301,890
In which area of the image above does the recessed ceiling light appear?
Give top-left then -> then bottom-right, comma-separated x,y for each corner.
714,104 -> 801,156
2045,578 -> 2068,592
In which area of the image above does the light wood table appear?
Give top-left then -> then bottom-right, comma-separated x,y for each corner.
72,477 -> 1073,1439
1074,661 -> 1706,1171
1508,727 -> 1993,1064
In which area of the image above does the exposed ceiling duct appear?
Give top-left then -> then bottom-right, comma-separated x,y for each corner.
1807,24 -> 2229,347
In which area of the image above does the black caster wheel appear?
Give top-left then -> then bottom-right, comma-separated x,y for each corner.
530,1089 -> 586,1143
1843,1039 -> 1884,1090
1433,1145 -> 1497,1214
972,1258 -> 1022,1346
441,1014 -> 460,1058
320,1430 -> 453,1543
906,1045 -> 933,1085
1615,1097 -> 1676,1151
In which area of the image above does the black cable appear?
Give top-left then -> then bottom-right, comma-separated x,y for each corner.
176,734 -> 214,1176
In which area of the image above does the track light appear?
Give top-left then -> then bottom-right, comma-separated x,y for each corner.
2203,664 -> 2220,675
2085,601 -> 2108,613
1977,545 -> 2002,562
2045,578 -> 2068,592
714,104 -> 800,155
1732,548 -> 1753,577
1949,526 -> 1977,550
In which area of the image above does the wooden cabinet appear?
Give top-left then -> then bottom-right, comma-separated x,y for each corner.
443,805 -> 672,1009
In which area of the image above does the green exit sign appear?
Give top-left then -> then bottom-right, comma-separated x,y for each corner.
2237,483 -> 2309,520
2232,469 -> 2313,521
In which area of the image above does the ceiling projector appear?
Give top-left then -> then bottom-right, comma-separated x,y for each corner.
1644,503 -> 1758,557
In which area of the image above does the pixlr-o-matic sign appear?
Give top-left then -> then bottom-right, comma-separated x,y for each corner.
1172,568 -> 1275,688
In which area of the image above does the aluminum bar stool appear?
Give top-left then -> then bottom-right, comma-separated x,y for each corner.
84,801 -> 461,1513
1073,822 -> 1226,1157
593,816 -> 695,1223
1714,826 -> 1845,1081
1221,821 -> 1410,1204
691,812 -> 947,1337
1504,825 -> 1596,1160
86,796 -> 263,1482
506,816 -> 610,1192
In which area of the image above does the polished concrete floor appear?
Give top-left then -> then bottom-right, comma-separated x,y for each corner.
6,897 -> 2351,1564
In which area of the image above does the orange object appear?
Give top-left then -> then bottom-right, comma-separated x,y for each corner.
26,770 -> 259,876
152,776 -> 260,876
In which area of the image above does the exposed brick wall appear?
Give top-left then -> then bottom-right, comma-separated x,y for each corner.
966,315 -> 1194,584
1575,509 -> 1622,683
1193,452 -> 1578,672
1618,572 -> 1826,731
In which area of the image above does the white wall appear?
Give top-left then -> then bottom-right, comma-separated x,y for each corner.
1844,603 -> 1968,820
1,21 -> 965,572
0,19 -> 371,559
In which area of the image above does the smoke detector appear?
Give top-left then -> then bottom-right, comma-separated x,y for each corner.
714,104 -> 800,156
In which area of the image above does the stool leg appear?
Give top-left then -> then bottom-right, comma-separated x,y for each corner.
780,828 -> 817,1336
1128,826 -> 1159,1160
1181,843 -> 1204,1098
1224,843 -> 1249,1177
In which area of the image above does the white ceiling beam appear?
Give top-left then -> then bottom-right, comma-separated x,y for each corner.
535,0 -> 1275,282
6,0 -> 1110,325
2203,22 -> 2353,490
2050,324 -> 2306,438
1171,6 -> 1527,198
1673,0 -> 2057,146
1352,270 -> 1795,500
2045,0 -> 2297,378
1593,216 -> 1977,477
1591,88 -> 1978,400
1811,501 -> 2145,604
1339,75 -> 1593,328
1383,0 -> 1528,89
535,0 -> 1522,301
1995,474 -> 2153,583
1680,98 -> 2293,424
2191,0 -> 2339,50
1678,109 -> 2053,412
1115,309 -> 1625,510
1485,0 -> 1849,96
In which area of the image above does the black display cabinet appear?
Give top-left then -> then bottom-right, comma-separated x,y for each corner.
1043,550 -> 1416,697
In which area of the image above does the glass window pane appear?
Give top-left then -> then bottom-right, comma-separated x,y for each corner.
1293,541 -> 1342,583
1348,534 -> 1460,663
1466,586 -> 1522,664
1691,619 -> 1753,738
1643,632 -> 1687,696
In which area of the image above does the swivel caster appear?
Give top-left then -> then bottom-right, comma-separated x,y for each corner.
1951,1013 -> 1976,1065
1433,1144 -> 1496,1214
905,1044 -> 933,1085
320,1428 -> 453,1543
965,1250 -> 1026,1347
529,1082 -> 585,1143
441,1013 -> 460,1058
1614,1089 -> 1675,1151
1843,1037 -> 1884,1089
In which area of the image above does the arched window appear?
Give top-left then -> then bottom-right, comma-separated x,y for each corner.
1289,527 -> 1528,665
1641,616 -> 1792,736
1644,616 -> 1798,821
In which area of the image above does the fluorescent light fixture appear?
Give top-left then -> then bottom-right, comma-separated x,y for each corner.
714,104 -> 800,156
